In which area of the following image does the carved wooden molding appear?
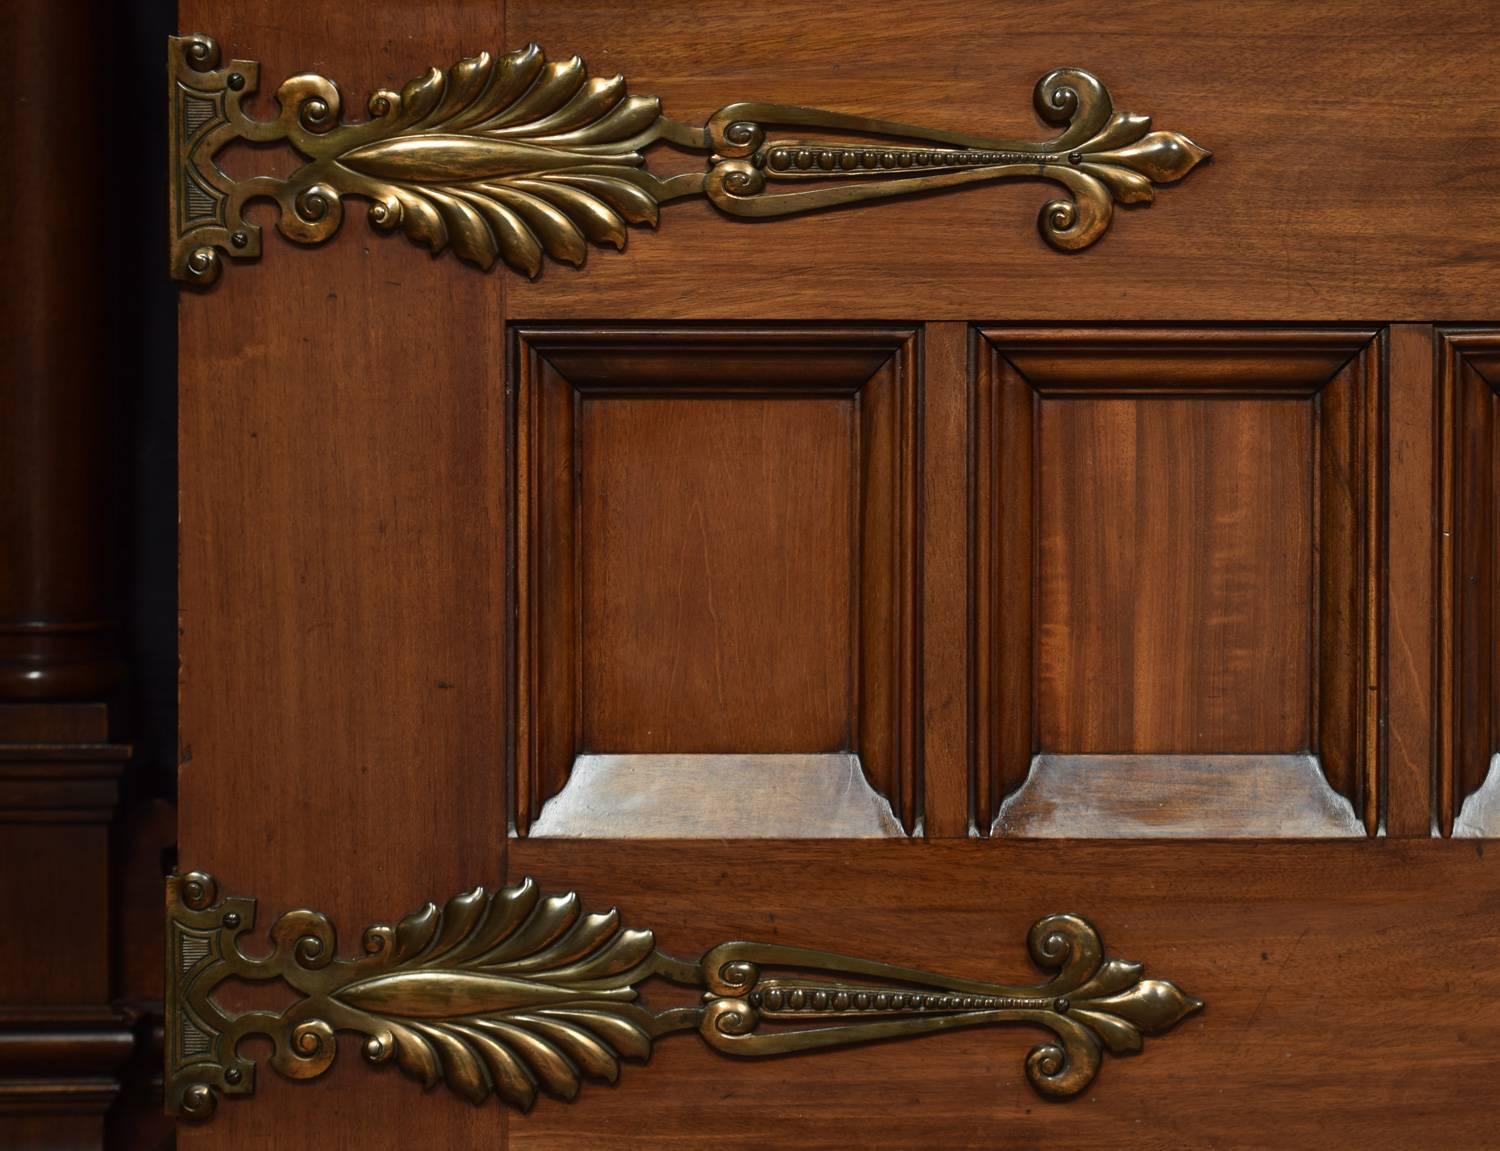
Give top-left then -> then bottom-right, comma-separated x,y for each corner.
165,872 -> 1201,1118
168,36 -> 1210,285
511,326 -> 920,836
1438,329 -> 1500,835
972,328 -> 1383,837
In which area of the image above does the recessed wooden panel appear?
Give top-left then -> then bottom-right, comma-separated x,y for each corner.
513,328 -> 918,836
581,395 -> 852,753
1036,396 -> 1312,754
1441,331 -> 1500,836
976,328 -> 1380,837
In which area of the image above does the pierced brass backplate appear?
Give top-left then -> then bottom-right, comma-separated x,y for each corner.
165,872 -> 1201,1118
167,36 -> 1210,285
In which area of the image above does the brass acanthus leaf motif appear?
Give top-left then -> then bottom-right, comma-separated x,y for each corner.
168,36 -> 1210,283
332,882 -> 665,1108
322,46 -> 672,278
166,873 -> 1201,1119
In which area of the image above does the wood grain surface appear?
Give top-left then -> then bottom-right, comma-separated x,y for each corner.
579,395 -> 853,754
506,839 -> 1500,1151
1387,325 -> 1437,836
176,6 -> 513,1150
1035,395 -> 1312,753
171,2 -> 1500,1148
498,1 -> 1500,321
975,329 -> 1380,831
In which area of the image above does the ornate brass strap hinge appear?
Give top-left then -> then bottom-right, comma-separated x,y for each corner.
167,36 -> 1210,285
165,872 -> 1201,1118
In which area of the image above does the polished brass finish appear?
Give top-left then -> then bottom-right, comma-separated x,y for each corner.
168,36 -> 1209,283
166,872 -> 1201,1118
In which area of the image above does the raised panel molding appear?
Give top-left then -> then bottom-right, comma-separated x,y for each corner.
511,327 -> 919,836
1439,330 -> 1500,836
975,328 -> 1382,838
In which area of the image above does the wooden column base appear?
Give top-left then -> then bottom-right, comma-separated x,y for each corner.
0,709 -> 137,1149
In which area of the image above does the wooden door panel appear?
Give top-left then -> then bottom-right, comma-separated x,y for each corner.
507,839 -> 1499,1151
513,328 -> 918,835
580,395 -> 852,754
168,2 -> 1500,1148
173,12 -> 514,1151
976,329 -> 1379,837
500,1 -> 1499,322
1035,396 -> 1314,754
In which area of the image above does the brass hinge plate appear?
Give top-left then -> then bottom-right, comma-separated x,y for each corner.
167,35 -> 1210,286
165,871 -> 1200,1119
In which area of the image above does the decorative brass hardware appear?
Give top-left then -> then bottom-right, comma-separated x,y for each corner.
168,36 -> 1210,284
166,872 -> 1201,1118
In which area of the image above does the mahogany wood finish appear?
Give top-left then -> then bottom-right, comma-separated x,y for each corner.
975,329 -> 1380,835
168,0 -> 1500,1148
512,328 -> 918,834
507,839 -> 1499,1151
1387,325 -> 1439,837
919,324 -> 972,837
1441,330 -> 1500,834
174,8 -> 512,1151
503,1 -> 1499,323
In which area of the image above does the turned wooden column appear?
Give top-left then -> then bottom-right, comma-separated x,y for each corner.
0,0 -> 138,1145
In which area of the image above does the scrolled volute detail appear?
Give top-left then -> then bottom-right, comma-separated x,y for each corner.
165,874 -> 1200,1119
169,35 -> 1209,283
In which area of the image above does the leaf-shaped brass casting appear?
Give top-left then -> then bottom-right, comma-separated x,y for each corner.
165,872 -> 1201,1119
168,36 -> 1210,284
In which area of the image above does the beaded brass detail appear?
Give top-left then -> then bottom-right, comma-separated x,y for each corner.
167,35 -> 1209,284
166,872 -> 1201,1119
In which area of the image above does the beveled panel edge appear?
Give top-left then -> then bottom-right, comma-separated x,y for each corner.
514,324 -> 916,393
976,326 -> 1381,393
993,755 -> 1365,839
528,753 -> 905,838
1453,754 -> 1500,837
1437,328 -> 1500,387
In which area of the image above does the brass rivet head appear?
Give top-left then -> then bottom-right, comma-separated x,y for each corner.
223,912 -> 240,928
227,72 -> 246,91
223,1068 -> 242,1084
230,232 -> 249,249
182,1083 -> 215,1117
1055,997 -> 1071,1013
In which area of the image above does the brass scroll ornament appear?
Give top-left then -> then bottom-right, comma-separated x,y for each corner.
166,872 -> 1201,1118
168,36 -> 1210,284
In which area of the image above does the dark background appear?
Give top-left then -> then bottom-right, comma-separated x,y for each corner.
2,1 -> 181,1144
126,0 -> 180,825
